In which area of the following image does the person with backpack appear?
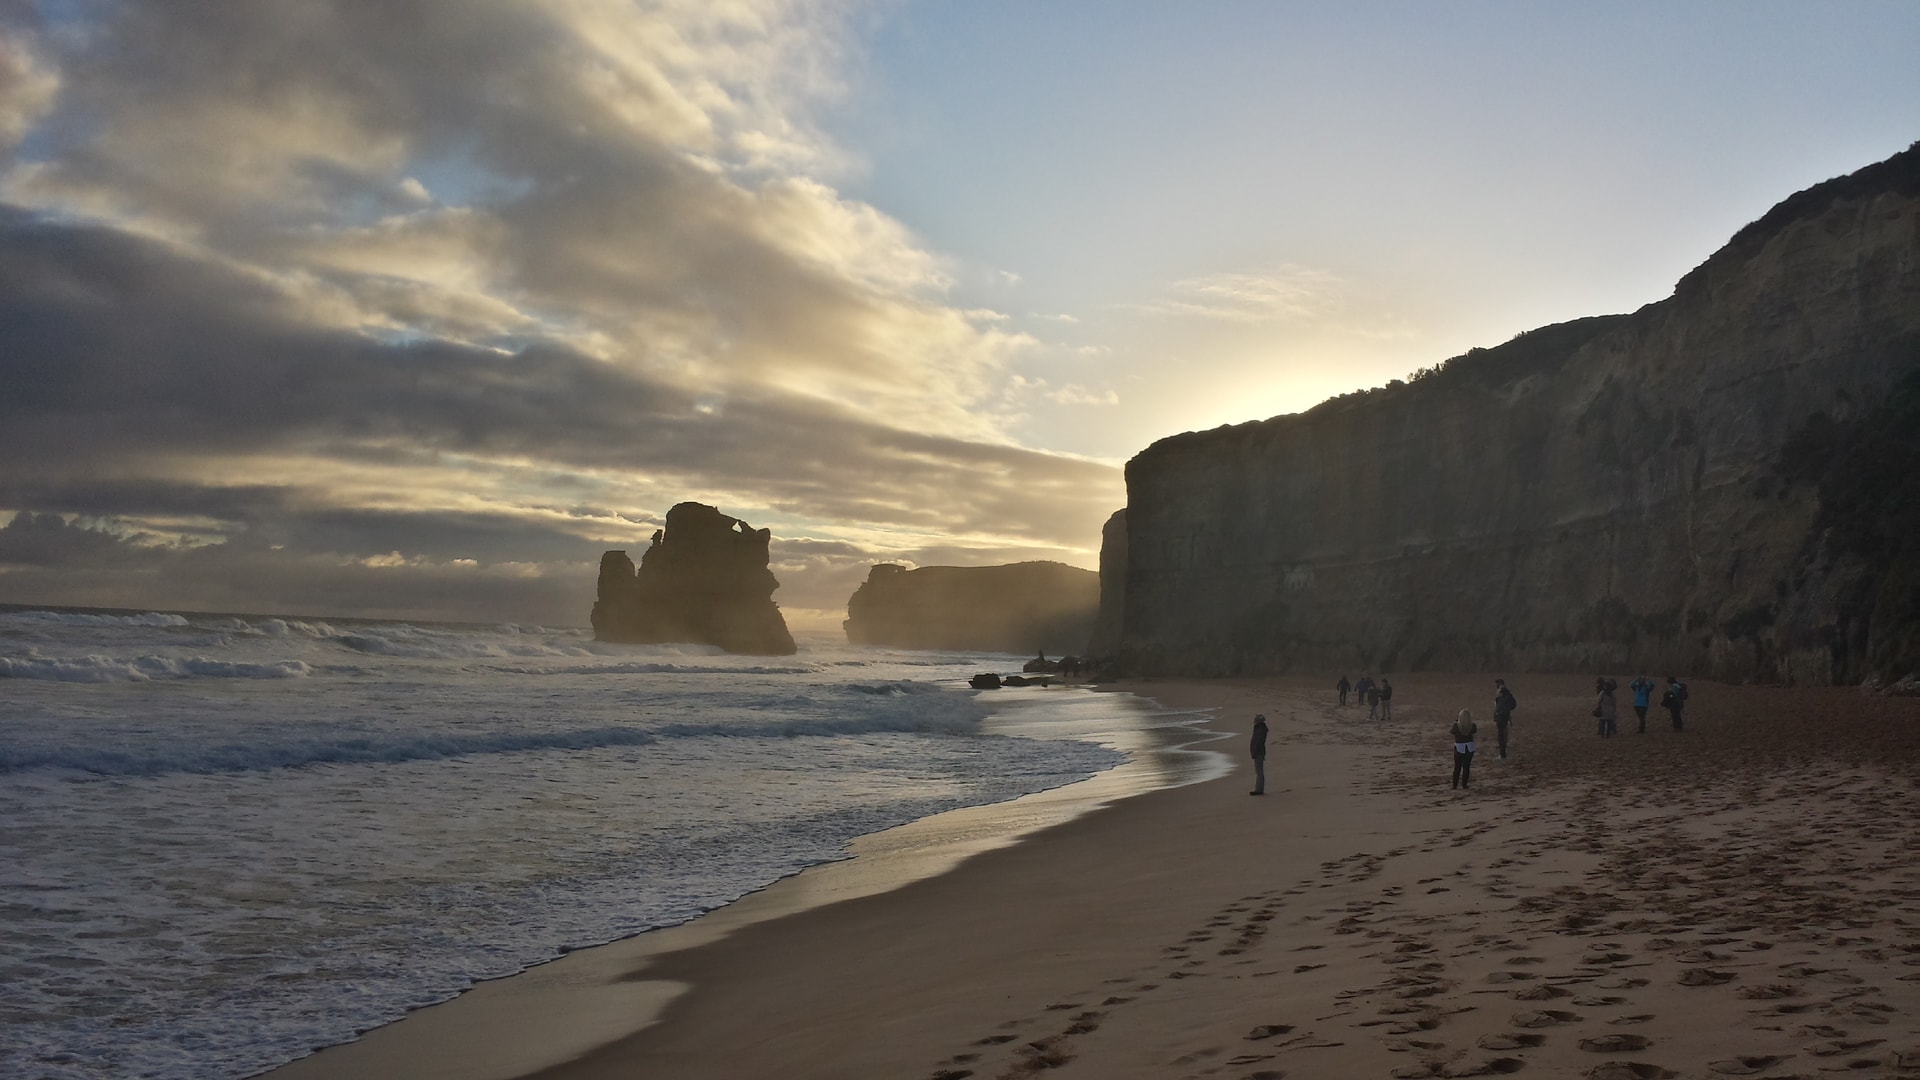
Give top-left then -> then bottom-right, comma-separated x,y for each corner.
1353,673 -> 1375,716
1661,675 -> 1688,732
1628,674 -> 1656,734
1492,678 -> 1517,759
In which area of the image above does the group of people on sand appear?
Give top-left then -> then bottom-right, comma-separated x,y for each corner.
1334,673 -> 1393,720
1447,677 -> 1516,789
1252,671 -> 1694,796
1592,674 -> 1687,736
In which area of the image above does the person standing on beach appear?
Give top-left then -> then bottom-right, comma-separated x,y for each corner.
1353,673 -> 1375,714
1594,677 -> 1618,737
1379,677 -> 1394,720
1629,674 -> 1656,734
1337,675 -> 1351,706
1661,675 -> 1688,731
1492,678 -> 1516,759
1450,709 -> 1477,789
1248,713 -> 1269,796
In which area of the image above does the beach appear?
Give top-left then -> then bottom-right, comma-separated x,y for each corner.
268,673 -> 1920,1080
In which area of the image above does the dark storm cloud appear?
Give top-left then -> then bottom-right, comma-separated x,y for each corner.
0,2 -> 1124,621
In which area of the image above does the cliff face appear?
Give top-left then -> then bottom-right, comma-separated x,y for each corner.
592,502 -> 796,655
1109,144 -> 1920,684
843,561 -> 1100,655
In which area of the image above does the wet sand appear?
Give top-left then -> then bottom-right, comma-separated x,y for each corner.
270,674 -> 1920,1080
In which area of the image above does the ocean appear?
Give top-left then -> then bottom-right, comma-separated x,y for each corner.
0,606 -> 1214,1080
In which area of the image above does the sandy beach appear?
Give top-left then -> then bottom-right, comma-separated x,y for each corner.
272,674 -> 1920,1080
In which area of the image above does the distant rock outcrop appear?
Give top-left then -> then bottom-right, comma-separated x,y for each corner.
843,561 -> 1100,655
592,502 -> 796,655
1103,142 -> 1920,685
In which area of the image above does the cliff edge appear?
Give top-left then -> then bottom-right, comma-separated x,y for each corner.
592,502 -> 796,655
1108,142 -> 1920,684
843,561 -> 1099,655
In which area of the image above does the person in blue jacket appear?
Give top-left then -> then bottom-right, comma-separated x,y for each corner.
1628,675 -> 1656,734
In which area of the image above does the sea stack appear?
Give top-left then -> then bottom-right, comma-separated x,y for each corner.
592,502 -> 796,655
843,561 -> 1100,654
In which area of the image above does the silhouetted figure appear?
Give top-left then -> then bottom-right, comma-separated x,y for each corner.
1629,675 -> 1656,734
1337,674 -> 1350,706
1492,678 -> 1517,759
1353,673 -> 1375,715
1248,713 -> 1269,795
1594,676 -> 1618,737
1661,675 -> 1688,731
1450,709 -> 1478,789
1379,677 -> 1395,720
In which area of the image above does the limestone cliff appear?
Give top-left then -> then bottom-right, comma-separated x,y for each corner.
592,502 -> 796,655
843,561 -> 1099,655
1107,143 -> 1920,684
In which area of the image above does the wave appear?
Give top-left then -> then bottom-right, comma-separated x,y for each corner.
6,680 -> 993,775
0,654 -> 312,682
2,725 -> 660,776
1,610 -> 190,628
485,661 -> 818,677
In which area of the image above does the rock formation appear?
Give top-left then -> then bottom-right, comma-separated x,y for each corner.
1103,142 -> 1920,684
843,561 -> 1100,655
592,502 -> 796,655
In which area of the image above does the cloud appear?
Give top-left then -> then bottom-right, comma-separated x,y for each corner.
1139,265 -> 1344,324
0,23 -> 58,155
0,1 -> 1124,623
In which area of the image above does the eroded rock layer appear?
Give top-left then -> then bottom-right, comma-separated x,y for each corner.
592,502 -> 796,655
1108,144 -> 1920,683
843,561 -> 1099,655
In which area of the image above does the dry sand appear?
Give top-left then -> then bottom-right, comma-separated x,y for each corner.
274,674 -> 1920,1080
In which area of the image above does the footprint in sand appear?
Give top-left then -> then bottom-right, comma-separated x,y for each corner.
1510,1009 -> 1583,1027
1676,968 -> 1736,986
1704,1054 -> 1792,1074
973,1034 -> 1018,1046
1595,977 -> 1650,990
1733,983 -> 1797,999
1449,1061 -> 1525,1077
1062,1011 -> 1103,1035
1244,1024 -> 1295,1040
1579,1034 -> 1652,1053
1477,1033 -> 1546,1050
1485,971 -> 1537,983
1572,995 -> 1627,1007
1805,1038 -> 1883,1057
1583,1062 -> 1676,1079
1510,983 -> 1571,1000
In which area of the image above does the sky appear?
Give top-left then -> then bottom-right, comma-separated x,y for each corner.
1,1 -> 1916,629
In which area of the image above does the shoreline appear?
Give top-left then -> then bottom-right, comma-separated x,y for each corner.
268,673 -> 1920,1080
261,686 -> 1228,1080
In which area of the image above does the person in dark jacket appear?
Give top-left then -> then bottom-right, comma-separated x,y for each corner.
1492,678 -> 1517,759
1379,677 -> 1395,720
1249,714 -> 1269,796
1337,675 -> 1350,706
1661,675 -> 1688,731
